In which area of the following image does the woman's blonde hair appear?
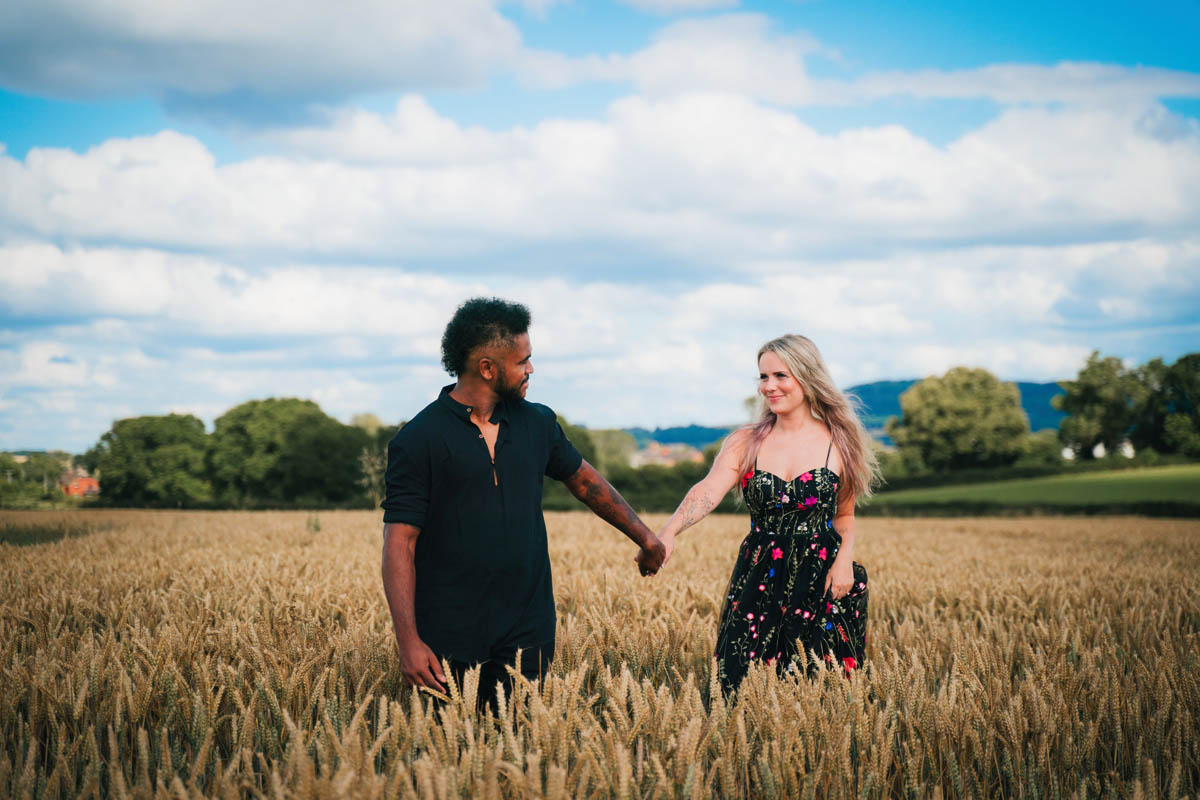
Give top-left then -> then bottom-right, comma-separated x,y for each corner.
736,334 -> 882,506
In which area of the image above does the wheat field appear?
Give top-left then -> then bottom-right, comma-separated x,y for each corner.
1,510 -> 1197,799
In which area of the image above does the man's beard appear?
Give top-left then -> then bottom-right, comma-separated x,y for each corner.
496,365 -> 526,401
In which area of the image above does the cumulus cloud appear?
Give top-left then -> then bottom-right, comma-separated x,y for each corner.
3,240 -> 1196,450
0,0 -> 520,109
841,62 -> 1200,108
4,94 -> 1199,265
520,14 -> 822,103
619,0 -> 739,13
515,14 -> 1200,110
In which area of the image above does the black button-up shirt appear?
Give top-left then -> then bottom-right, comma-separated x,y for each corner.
382,385 -> 583,662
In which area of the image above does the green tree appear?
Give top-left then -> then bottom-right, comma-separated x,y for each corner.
1015,430 -> 1065,468
1161,353 -> 1200,456
589,429 -> 638,471
277,414 -> 370,505
1054,351 -> 1144,459
886,367 -> 1029,472
557,416 -> 597,466
93,415 -> 212,506
358,420 -> 404,511
210,398 -> 369,506
1129,357 -> 1170,452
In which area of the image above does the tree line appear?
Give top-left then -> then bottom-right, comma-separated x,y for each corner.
22,349 -> 1197,511
76,399 -> 398,509
883,351 -> 1199,479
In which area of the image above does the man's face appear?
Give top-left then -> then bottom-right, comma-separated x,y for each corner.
495,333 -> 534,400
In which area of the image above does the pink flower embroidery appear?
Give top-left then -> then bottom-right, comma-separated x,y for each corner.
825,601 -> 833,612
758,584 -> 766,591
740,470 -> 754,489
805,496 -> 819,507
771,547 -> 783,560
749,651 -> 756,658
799,472 -> 812,482
842,656 -> 857,672
818,547 -> 827,560
746,613 -> 754,620
781,493 -> 788,503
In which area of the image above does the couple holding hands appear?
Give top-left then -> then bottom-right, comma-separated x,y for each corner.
381,297 -> 879,707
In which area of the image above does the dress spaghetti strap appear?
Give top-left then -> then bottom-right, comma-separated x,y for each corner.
824,439 -> 833,468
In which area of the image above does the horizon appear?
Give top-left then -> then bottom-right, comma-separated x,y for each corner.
2,373 -> 1078,454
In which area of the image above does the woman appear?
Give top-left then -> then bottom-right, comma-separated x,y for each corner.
658,335 -> 881,693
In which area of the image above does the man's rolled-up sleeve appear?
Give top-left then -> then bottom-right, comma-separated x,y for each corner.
545,417 -> 584,481
381,435 -> 430,527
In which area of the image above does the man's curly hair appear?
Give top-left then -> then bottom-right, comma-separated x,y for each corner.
440,297 -> 532,377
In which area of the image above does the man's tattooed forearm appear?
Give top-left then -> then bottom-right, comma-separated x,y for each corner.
569,467 -> 649,544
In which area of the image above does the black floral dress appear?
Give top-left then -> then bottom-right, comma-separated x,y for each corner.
714,444 -> 868,693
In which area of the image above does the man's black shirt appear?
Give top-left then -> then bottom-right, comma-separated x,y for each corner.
382,385 -> 583,663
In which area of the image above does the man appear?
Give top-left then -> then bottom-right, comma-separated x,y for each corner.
381,297 -> 666,706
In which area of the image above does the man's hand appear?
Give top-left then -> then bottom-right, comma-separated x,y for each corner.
635,536 -> 667,576
397,636 -> 447,691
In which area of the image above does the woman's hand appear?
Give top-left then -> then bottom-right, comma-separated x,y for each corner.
659,530 -> 676,566
824,553 -> 854,600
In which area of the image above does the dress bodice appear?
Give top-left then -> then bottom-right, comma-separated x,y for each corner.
742,466 -> 840,535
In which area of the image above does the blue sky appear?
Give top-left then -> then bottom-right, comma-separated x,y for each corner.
2,0 -> 1199,452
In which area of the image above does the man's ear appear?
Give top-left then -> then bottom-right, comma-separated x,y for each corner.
477,355 -> 497,381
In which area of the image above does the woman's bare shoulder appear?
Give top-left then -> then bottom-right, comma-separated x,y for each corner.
719,426 -> 756,458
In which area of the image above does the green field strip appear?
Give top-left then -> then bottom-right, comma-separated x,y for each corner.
871,464 -> 1200,506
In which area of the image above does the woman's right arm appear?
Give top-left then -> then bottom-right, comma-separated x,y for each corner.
659,429 -> 750,562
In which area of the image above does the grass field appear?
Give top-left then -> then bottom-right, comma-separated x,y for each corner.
872,463 -> 1200,506
1,509 -> 1198,798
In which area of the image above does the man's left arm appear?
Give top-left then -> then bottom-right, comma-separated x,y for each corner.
562,460 -> 666,575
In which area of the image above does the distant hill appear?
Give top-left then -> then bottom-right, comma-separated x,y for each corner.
626,425 -> 732,450
848,379 -> 1067,433
623,380 -> 1067,449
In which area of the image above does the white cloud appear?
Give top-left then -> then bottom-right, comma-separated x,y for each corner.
619,0 -> 738,13
9,341 -> 90,387
517,15 -> 1200,110
840,62 -> 1200,108
0,0 -> 520,104
519,14 -> 821,103
2,239 -> 1196,451
4,95 -> 1198,265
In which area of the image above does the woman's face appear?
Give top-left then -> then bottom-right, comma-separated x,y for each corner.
759,350 -> 807,416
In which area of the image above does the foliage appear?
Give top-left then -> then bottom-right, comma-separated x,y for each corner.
2,452 -> 70,508
1054,351 -> 1144,459
92,414 -> 212,507
588,428 -> 638,472
886,367 -> 1029,472
1151,354 -> 1200,457
1,509 -> 1197,798
209,398 -> 369,507
1013,429 -> 1064,468
556,416 -> 597,466
357,420 -> 404,511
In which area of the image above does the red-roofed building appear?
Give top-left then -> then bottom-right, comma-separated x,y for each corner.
62,474 -> 100,496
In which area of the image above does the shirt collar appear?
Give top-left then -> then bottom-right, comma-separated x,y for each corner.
437,384 -> 511,424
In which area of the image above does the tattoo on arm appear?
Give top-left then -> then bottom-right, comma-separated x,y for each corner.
675,485 -> 717,533
565,463 -> 653,547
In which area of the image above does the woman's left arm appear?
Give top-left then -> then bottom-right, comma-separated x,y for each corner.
824,491 -> 857,600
